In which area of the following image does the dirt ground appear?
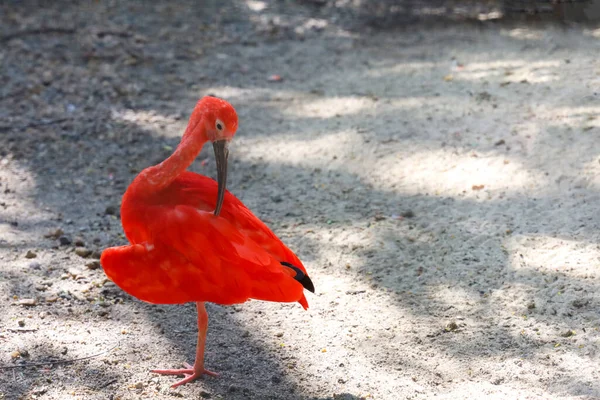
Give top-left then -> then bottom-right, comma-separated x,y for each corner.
2,1 -> 600,399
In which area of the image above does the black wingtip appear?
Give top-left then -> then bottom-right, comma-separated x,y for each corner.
300,274 -> 315,293
281,261 -> 315,293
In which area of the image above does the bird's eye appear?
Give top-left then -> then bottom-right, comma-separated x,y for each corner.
216,119 -> 224,131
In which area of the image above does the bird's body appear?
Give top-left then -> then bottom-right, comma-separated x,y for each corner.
102,171 -> 310,308
100,97 -> 313,387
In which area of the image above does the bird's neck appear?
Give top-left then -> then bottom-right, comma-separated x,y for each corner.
133,125 -> 207,195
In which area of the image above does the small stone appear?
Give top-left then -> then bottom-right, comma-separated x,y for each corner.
561,330 -> 576,337
86,261 -> 101,270
42,70 -> 53,85
75,247 -> 92,258
59,291 -> 72,300
44,228 -> 64,239
527,302 -> 536,310
74,236 -> 85,247
445,321 -> 458,332
29,262 -> 41,270
67,268 -> 82,278
59,235 -> 72,245
105,205 -> 117,215
134,382 -> 144,389
270,195 -> 282,203
32,386 -> 48,395
401,210 -> 415,218
25,250 -> 37,259
18,319 -> 25,327
39,311 -> 48,319
45,295 -> 58,303
271,376 -> 281,384
572,299 -> 589,308
275,332 -> 284,337
200,391 -> 211,398
18,298 -> 37,306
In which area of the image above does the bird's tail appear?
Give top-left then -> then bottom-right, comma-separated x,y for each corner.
280,261 -> 314,310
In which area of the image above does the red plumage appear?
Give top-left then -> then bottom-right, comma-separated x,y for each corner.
101,172 -> 309,309
100,96 -> 312,387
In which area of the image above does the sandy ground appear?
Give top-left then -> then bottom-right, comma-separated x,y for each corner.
2,1 -> 600,399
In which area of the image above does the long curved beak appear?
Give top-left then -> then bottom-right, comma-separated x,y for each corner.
213,140 -> 229,216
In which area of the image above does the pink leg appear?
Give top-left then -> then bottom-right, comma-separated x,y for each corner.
151,302 -> 218,387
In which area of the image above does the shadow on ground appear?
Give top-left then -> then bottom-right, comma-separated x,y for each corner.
2,0 -> 600,399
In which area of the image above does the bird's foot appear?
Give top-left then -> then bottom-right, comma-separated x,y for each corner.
151,362 -> 218,388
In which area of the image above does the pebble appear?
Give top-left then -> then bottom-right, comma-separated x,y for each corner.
25,250 -> 37,259
31,386 -> 48,395
572,299 -> 589,308
74,236 -> 85,246
445,321 -> 459,332
18,319 -> 25,327
18,298 -> 37,306
44,228 -> 64,239
45,295 -> 58,303
68,268 -> 82,278
105,205 -> 117,215
86,261 -> 101,270
401,210 -> 416,218
59,235 -> 72,245
29,261 -> 41,270
75,247 -> 92,258
42,70 -> 53,85
39,311 -> 48,319
561,330 -> 576,337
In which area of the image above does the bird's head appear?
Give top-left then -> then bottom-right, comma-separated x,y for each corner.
185,96 -> 239,142
186,96 -> 239,216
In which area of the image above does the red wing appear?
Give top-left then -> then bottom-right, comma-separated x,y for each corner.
102,204 -> 306,307
173,172 -> 307,272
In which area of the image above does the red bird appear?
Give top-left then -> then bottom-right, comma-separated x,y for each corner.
101,96 -> 314,387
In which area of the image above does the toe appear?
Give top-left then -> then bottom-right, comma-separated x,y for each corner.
171,374 -> 198,388
203,369 -> 219,377
150,368 -> 193,376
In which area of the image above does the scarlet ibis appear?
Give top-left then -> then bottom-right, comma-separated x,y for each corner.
100,96 -> 314,387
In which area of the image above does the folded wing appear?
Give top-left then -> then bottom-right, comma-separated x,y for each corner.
102,204 -> 309,308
